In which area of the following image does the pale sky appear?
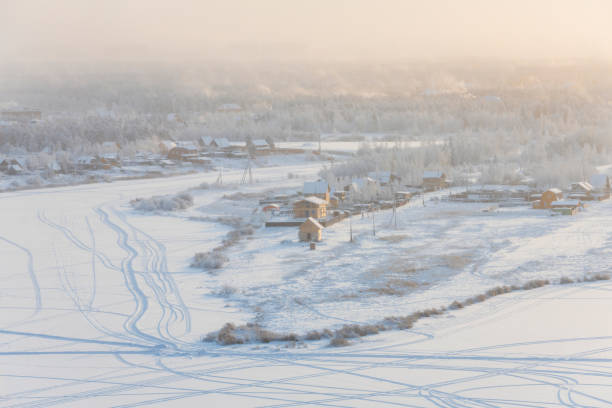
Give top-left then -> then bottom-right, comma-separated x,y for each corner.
1,0 -> 612,63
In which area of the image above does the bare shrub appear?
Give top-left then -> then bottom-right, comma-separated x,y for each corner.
442,254 -> 473,269
450,300 -> 463,309
215,285 -> 237,297
131,192 -> 194,212
305,329 -> 333,340
522,279 -> 549,290
559,276 -> 574,284
329,336 -> 350,347
378,234 -> 408,243
583,273 -> 610,282
485,286 -> 513,297
192,250 -> 228,270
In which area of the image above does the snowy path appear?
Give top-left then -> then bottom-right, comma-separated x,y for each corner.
2,166 -> 612,406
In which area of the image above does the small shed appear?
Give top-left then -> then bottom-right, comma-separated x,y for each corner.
299,217 -> 323,242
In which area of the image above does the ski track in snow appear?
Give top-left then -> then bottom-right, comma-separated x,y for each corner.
2,164 -> 612,407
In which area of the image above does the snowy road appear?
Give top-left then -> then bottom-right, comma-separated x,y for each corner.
2,165 -> 612,407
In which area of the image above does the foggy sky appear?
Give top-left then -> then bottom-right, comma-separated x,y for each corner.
2,0 -> 612,64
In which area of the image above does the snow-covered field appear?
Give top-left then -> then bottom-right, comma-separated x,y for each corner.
2,157 -> 612,407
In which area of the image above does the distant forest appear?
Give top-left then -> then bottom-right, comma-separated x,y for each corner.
1,61 -> 611,187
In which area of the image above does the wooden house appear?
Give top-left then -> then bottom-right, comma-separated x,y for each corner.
168,141 -> 199,160
250,139 -> 270,152
299,217 -> 323,242
533,188 -> 563,209
293,196 -> 328,219
211,138 -> 231,150
303,180 -> 330,201
0,157 -> 27,174
568,182 -> 594,200
159,140 -> 176,153
422,171 -> 449,191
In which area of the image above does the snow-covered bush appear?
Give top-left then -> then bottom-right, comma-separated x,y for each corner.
191,250 -> 228,270
130,192 -> 194,212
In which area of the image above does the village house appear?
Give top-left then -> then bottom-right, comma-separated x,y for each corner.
568,182 -> 594,200
303,180 -> 331,201
0,157 -> 27,174
76,155 -> 97,170
159,140 -> 176,154
533,188 -> 563,209
168,141 -> 199,160
293,196 -> 328,219
199,136 -> 213,149
250,139 -> 270,152
299,217 -> 324,242
98,153 -> 121,169
211,138 -> 231,151
422,171 -> 449,191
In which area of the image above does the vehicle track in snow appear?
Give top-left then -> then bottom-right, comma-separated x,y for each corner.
0,236 -> 41,318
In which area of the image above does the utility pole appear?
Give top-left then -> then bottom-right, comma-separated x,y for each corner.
372,209 -> 376,237
241,156 -> 253,184
216,166 -> 223,186
348,212 -> 353,242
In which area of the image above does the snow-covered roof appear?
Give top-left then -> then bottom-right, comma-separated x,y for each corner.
303,217 -> 324,229
8,164 -> 23,172
160,140 -> 176,150
200,136 -> 213,146
212,138 -> 231,148
570,182 -> 593,192
551,200 -> 582,207
175,141 -> 199,151
589,174 -> 610,189
423,171 -> 445,179
545,188 -> 563,195
303,180 -> 329,195
1,157 -> 27,168
296,196 -> 328,206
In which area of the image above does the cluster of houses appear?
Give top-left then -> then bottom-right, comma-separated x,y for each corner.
0,136 -> 276,178
265,171 -> 611,245
531,175 -> 611,215
265,171 -> 450,244
160,136 -> 273,163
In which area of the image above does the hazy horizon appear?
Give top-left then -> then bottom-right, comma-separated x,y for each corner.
2,0 -> 612,66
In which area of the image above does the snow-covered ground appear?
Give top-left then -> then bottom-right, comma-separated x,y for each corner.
2,156 -> 612,407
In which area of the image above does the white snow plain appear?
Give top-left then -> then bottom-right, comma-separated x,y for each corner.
1,159 -> 612,407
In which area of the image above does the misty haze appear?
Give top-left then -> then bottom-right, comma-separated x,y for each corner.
1,1 -> 612,407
